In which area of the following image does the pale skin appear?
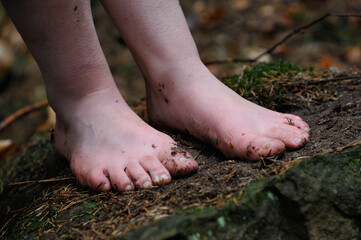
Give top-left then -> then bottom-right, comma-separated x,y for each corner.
2,0 -> 310,191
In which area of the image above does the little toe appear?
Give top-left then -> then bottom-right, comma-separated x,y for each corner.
139,155 -> 171,185
107,168 -> 134,191
125,163 -> 153,189
86,169 -> 112,191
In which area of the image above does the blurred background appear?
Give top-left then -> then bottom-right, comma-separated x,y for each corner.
0,0 -> 360,147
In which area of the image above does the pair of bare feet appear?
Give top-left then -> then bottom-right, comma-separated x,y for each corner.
3,0 -> 310,191
54,60 -> 309,191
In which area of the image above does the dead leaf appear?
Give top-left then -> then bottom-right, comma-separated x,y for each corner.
344,46 -> 361,65
201,7 -> 226,26
0,139 -> 17,161
318,55 -> 343,70
231,0 -> 249,11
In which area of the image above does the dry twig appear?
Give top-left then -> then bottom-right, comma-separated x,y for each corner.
304,75 -> 361,84
0,100 -> 48,132
8,176 -> 74,186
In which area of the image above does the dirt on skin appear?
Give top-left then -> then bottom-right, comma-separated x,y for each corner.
0,69 -> 360,239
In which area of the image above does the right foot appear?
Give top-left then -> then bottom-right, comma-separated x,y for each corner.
53,88 -> 198,191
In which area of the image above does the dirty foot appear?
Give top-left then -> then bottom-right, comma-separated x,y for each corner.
53,89 -> 198,191
147,60 -> 310,160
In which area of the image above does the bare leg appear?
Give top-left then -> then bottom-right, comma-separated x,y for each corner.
101,0 -> 310,160
2,0 -> 198,191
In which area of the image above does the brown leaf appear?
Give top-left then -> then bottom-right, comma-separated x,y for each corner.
0,139 -> 17,161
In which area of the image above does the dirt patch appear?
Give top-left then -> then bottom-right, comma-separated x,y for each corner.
0,69 -> 360,239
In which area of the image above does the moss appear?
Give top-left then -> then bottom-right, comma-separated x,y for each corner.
127,145 -> 361,240
221,60 -> 313,109
0,138 -> 54,192
349,157 -> 361,175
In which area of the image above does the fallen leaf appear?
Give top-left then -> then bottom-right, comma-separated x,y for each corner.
231,0 -> 249,11
0,139 -> 17,161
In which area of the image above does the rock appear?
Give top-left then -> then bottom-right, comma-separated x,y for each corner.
126,145 -> 361,240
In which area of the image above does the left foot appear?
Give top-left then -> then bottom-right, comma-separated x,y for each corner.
146,60 -> 310,160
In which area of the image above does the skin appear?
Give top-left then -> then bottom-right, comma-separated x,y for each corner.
2,0 -> 310,191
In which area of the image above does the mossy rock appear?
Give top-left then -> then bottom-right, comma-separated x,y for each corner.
127,145 -> 361,240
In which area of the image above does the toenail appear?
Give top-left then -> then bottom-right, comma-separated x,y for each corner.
143,181 -> 152,188
154,174 -> 169,183
160,174 -> 169,181
179,157 -> 189,163
302,133 -> 309,139
154,175 -> 160,183
125,185 -> 132,191
261,142 -> 271,150
294,138 -> 304,145
102,183 -> 109,191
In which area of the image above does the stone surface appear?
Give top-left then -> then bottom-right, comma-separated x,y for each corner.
127,145 -> 361,240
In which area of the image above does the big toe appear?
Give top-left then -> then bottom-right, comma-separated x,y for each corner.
236,136 -> 286,160
162,146 -> 198,178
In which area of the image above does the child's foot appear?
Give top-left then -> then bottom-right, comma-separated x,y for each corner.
147,60 -> 310,160
53,88 -> 198,191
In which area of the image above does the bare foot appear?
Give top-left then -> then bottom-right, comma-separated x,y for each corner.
54,88 -> 198,191
147,60 -> 310,160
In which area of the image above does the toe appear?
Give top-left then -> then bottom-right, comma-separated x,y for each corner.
283,114 -> 310,133
139,155 -> 171,185
235,136 -> 285,160
257,138 -> 286,158
107,168 -> 134,191
161,146 -> 198,178
86,169 -> 112,191
269,125 -> 309,149
125,162 -> 153,189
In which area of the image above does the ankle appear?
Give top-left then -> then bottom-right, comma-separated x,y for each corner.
50,87 -> 124,122
142,55 -> 205,87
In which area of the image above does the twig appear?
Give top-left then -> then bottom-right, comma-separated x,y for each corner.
194,150 -> 202,160
0,213 -> 16,237
0,99 -> 48,132
8,176 -> 74,186
204,58 -> 256,66
204,12 -> 361,65
304,75 -> 361,84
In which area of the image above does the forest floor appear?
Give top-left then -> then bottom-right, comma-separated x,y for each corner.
0,0 -> 361,239
1,62 -> 360,239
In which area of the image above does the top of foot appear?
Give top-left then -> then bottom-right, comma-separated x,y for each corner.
53,90 -> 198,191
146,62 -> 310,160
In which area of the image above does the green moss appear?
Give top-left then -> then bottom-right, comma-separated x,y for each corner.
221,60 -> 313,108
4,199 -> 102,240
127,145 -> 361,240
349,158 -> 361,175
0,138 -> 54,188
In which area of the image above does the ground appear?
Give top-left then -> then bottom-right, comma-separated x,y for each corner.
0,0 -> 361,239
0,62 -> 360,239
